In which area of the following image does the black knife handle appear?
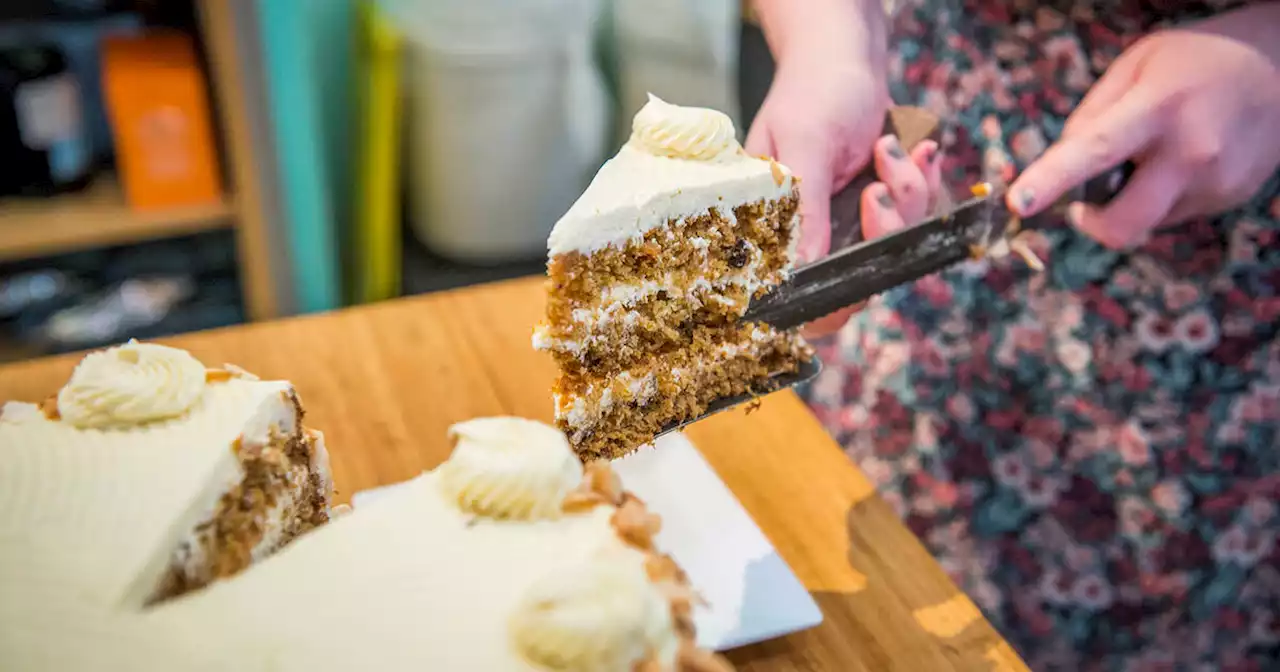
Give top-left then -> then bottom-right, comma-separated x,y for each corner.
744,197 -> 1002,330
1076,161 -> 1136,207
832,158 -> 1137,245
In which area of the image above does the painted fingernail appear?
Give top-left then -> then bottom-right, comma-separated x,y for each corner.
886,137 -> 906,160
877,191 -> 896,209
1015,188 -> 1036,214
923,144 -> 938,164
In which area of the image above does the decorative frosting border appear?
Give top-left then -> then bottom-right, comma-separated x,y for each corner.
561,461 -> 734,672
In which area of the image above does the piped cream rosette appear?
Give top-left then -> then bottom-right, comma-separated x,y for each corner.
433,417 -> 727,671
436,417 -> 584,520
509,552 -> 681,672
627,93 -> 742,162
56,340 -> 208,429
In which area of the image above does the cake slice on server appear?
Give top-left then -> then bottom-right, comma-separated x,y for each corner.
534,94 -> 813,460
0,340 -> 332,612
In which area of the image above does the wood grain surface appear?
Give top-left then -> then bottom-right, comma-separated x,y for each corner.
0,277 -> 1026,672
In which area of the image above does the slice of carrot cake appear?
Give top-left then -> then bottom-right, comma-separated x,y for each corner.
0,340 -> 332,609
534,94 -> 812,460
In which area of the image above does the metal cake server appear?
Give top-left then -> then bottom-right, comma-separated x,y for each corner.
657,158 -> 1134,437
740,161 -> 1135,331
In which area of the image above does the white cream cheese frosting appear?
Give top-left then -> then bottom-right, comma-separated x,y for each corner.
628,93 -> 740,161
438,417 -> 584,520
546,94 -> 793,257
0,354 -> 299,611
57,340 -> 207,429
509,552 -> 680,671
137,418 -> 690,671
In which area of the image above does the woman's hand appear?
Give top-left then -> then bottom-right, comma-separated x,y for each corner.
746,0 -> 894,335
1008,3 -> 1280,249
746,60 -> 889,264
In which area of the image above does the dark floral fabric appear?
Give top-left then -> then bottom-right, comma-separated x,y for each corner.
804,1 -> 1280,670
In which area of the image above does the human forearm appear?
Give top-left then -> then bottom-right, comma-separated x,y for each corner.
750,0 -> 889,69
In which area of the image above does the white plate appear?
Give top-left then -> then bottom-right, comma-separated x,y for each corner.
351,432 -> 823,650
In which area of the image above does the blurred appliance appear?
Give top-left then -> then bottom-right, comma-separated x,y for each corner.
611,0 -> 741,147
384,0 -> 609,264
0,42 -> 93,197
100,31 -> 223,211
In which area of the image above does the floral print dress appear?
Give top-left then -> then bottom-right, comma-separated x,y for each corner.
804,1 -> 1279,669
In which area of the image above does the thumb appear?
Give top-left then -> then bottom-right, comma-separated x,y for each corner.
744,116 -> 775,158
747,118 -> 833,263
779,148 -> 834,264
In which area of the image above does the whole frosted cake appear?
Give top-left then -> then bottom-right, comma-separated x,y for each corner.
535,95 -> 812,460
0,341 -> 728,671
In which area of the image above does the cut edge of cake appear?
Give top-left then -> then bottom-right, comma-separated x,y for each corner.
0,340 -> 333,608
149,378 -> 334,602
535,94 -> 812,460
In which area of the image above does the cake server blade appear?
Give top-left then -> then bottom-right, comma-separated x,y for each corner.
740,190 -> 1012,331
741,162 -> 1135,332
655,355 -> 823,437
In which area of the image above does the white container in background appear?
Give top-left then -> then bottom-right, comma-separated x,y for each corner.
385,0 -> 609,263
609,0 -> 740,148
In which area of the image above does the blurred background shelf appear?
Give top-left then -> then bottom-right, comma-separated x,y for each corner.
0,0 -> 771,364
0,0 -> 295,363
0,173 -> 234,262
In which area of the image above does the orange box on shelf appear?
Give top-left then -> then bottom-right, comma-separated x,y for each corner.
101,31 -> 224,211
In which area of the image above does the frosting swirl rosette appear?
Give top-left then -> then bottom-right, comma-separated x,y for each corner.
57,340 -> 207,429
628,93 -> 741,161
509,556 -> 679,671
437,417 -> 583,520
